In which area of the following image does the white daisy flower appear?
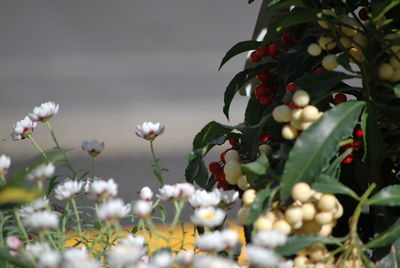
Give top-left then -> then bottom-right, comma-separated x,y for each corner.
157,184 -> 180,200
150,251 -> 173,268
81,139 -> 104,157
189,189 -> 221,208
0,155 -> 11,176
26,163 -> 55,182
106,235 -> 147,268
253,230 -> 288,248
246,245 -> 282,267
191,206 -> 226,228
29,101 -> 59,122
23,211 -> 59,230
19,197 -> 49,218
11,116 -> 37,140
135,121 -> 164,141
63,248 -> 100,268
97,198 -> 130,223
216,189 -> 239,205
54,179 -> 83,200
132,200 -> 152,218
140,186 -> 153,201
85,178 -> 118,201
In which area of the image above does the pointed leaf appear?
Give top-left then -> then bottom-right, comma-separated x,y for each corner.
313,174 -> 360,200
280,101 -> 366,201
266,0 -> 305,9
219,40 -> 261,70
273,8 -> 316,32
367,218 -> 400,248
276,235 -> 341,256
193,121 -> 233,149
248,188 -> 271,225
368,185 -> 400,207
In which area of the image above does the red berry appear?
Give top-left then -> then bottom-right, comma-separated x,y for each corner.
216,181 -> 231,190
352,141 -> 362,150
358,8 -> 369,21
268,44 -> 279,56
256,72 -> 271,84
280,32 -> 295,46
260,96 -> 273,106
315,67 -> 327,73
220,149 -> 232,162
208,161 -> 221,175
250,51 -> 261,63
288,102 -> 300,110
215,170 -> 227,183
353,127 -> 364,139
255,84 -> 268,98
260,134 -> 270,142
334,94 -> 347,105
256,47 -> 269,58
343,157 -> 353,164
286,82 -> 298,91
229,138 -> 239,146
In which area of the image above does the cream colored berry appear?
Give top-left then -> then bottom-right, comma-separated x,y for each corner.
223,160 -> 242,185
293,221 -> 303,230
224,150 -> 240,162
339,37 -> 352,49
291,108 -> 303,121
294,256 -> 309,268
265,211 -> 277,222
318,35 -> 336,50
349,47 -> 364,62
378,63 -> 394,80
302,220 -> 321,233
309,245 -> 327,262
317,9 -> 336,29
273,219 -> 292,234
340,16 -> 360,37
292,182 -> 312,203
243,189 -> 256,206
237,175 -> 250,190
300,121 -> 313,131
315,211 -> 333,225
282,124 -> 298,140
293,90 -> 310,107
285,206 -> 303,224
333,202 -> 344,219
237,206 -> 250,225
318,224 -> 333,236
258,144 -> 273,156
322,54 -> 338,70
302,203 -> 316,221
308,43 -> 322,56
318,194 -> 337,211
273,105 -> 292,123
353,33 -> 367,48
254,217 -> 273,231
303,105 -> 320,122
290,118 -> 303,130
390,56 -> 400,69
313,191 -> 323,200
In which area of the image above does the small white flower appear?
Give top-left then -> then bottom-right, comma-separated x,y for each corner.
135,121 -> 164,141
11,116 -> 37,140
189,189 -> 221,208
37,249 -> 61,268
132,200 -> 152,218
6,236 -> 23,251
176,183 -> 195,199
221,229 -> 239,249
120,234 -> 145,248
246,245 -> 282,267
19,197 -> 49,218
26,163 -> 55,182
23,211 -> 59,230
196,231 -> 226,252
150,251 -> 173,268
97,198 -> 130,223
25,242 -> 52,259
174,250 -> 195,266
81,139 -> 104,157
63,248 -> 100,268
106,235 -> 147,268
29,102 -> 59,122
216,189 -> 239,205
193,255 -> 239,268
140,186 -> 153,201
191,206 -> 226,228
0,155 -> 11,176
54,179 -> 83,200
253,230 -> 288,248
85,178 -> 118,201
157,184 -> 180,200
278,260 -> 295,268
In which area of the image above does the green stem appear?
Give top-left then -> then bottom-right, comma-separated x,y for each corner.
46,231 -> 58,249
70,198 -> 83,238
0,174 -> 6,186
27,134 -> 48,161
150,140 -> 164,185
91,157 -> 96,177
169,200 -> 185,233
13,208 -> 29,243
350,183 -> 376,238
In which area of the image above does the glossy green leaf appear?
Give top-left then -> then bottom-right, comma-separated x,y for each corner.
313,174 -> 360,200
378,239 -> 400,268
242,113 -> 274,159
367,218 -> 400,248
185,149 -> 209,188
280,101 -> 366,201
276,235 -> 341,256
248,188 -> 271,225
192,121 -> 233,149
368,185 -> 400,207
219,40 -> 260,70
242,152 -> 270,176
394,84 -> 400,97
337,53 -> 352,71
274,8 -> 316,32
245,93 -> 265,126
372,0 -> 400,21
266,0 -> 305,9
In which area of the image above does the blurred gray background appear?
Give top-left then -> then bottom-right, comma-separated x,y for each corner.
0,0 -> 260,204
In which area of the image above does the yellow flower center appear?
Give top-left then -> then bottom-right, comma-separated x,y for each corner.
202,212 -> 214,220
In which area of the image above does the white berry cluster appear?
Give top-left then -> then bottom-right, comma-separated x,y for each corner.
294,243 -> 336,268
273,91 -> 323,140
223,149 -> 250,190
378,33 -> 400,82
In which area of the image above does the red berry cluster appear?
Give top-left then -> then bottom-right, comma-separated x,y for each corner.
341,125 -> 364,164
250,44 -> 279,63
254,72 -> 279,106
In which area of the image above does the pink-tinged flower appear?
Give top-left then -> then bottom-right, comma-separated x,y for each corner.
221,229 -> 239,249
6,236 -> 23,251
150,251 -> 173,268
85,178 -> 118,201
19,197 -> 49,218
191,207 -> 226,228
174,250 -> 195,266
54,179 -> 84,200
196,229 -> 238,252
29,102 -> 59,122
176,183 -> 195,199
26,163 -> 55,182
132,200 -> 152,218
157,184 -> 180,200
189,189 -> 221,208
81,139 -> 104,157
140,186 -> 153,201
11,116 -> 37,140
0,155 -> 11,176
23,211 -> 59,230
135,121 -> 164,141
106,235 -> 147,268
97,199 -> 130,223
63,248 -> 100,268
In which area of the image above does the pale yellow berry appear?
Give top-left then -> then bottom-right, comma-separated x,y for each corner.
291,108 -> 303,121
318,194 -> 337,211
307,43 -> 322,56
309,244 -> 327,262
254,217 -> 273,231
294,256 -> 309,268
300,121 -> 313,131
237,175 -> 250,191
223,160 -> 242,185
258,144 -> 273,156
339,37 -> 352,49
290,118 -> 303,130
315,211 -> 333,225
353,33 -> 367,48
293,90 -> 310,107
333,202 -> 344,219
285,206 -> 303,224
313,191 -> 323,200
302,220 -> 322,233
293,221 -> 303,230
322,55 -> 338,70
302,203 -> 316,221
243,189 -> 256,206
265,211 -> 277,222
340,16 -> 360,37
378,63 -> 394,80
303,105 -> 320,122
389,69 -> 400,82
282,124 -> 298,140
224,150 -> 240,162
273,105 -> 292,123
273,219 -> 292,234
292,182 -> 312,203
318,224 -> 333,236
237,206 -> 250,225
349,47 -> 364,62
389,56 -> 400,69
317,9 -> 336,29
318,35 -> 336,50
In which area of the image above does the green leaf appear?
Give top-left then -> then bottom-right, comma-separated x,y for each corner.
224,63 -> 274,120
242,152 -> 270,184
266,0 -> 305,9
276,235 -> 341,256
368,185 -> 400,207
280,101 -> 366,201
192,121 -> 233,149
185,149 -> 209,188
372,0 -> 400,21
274,8 -> 316,32
242,113 -> 273,159
367,218 -> 400,248
248,188 -> 271,225
245,93 -> 266,126
313,174 -> 360,200
0,247 -> 34,268
337,53 -> 352,71
219,40 -> 261,70
378,238 -> 400,268
394,84 -> 400,97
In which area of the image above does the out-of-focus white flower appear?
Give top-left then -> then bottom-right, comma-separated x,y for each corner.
176,183 -> 195,199
81,139 -> 104,157
25,242 -> 52,259
216,189 -> 239,206
19,197 -> 49,218
193,255 -> 239,268
120,234 -> 145,248
174,250 -> 195,266
26,163 -> 55,182
253,230 -> 288,248
135,263 -> 157,268
54,179 -> 83,200
97,198 -> 130,223
196,231 -> 226,252
246,245 -> 282,267
132,200 -> 152,218
140,186 -> 153,201
157,184 -> 180,200
191,206 -> 226,228
278,260 -> 295,268
6,236 -> 23,251
85,178 -> 118,201
11,116 -> 37,140
221,229 -> 239,249
150,251 -> 173,268
37,249 -> 61,268
63,248 -> 100,268
23,211 -> 59,230
135,121 -> 164,141
0,155 -> 11,176
189,189 -> 221,208
106,235 -> 147,268
29,102 -> 59,122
